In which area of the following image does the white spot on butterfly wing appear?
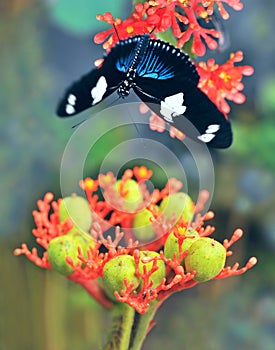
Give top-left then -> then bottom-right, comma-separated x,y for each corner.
160,93 -> 187,123
197,124 -> 221,143
91,76 -> 107,105
205,124 -> 220,133
65,94 -> 77,114
67,94 -> 77,105
65,104 -> 75,115
197,133 -> 216,143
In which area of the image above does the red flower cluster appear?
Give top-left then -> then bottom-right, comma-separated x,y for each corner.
15,167 -> 257,314
95,0 -> 244,56
196,51 -> 254,114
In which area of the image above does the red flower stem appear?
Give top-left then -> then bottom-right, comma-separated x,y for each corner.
103,302 -> 135,350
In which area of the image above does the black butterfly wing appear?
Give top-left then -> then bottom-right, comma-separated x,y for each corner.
133,39 -> 232,148
56,36 -> 145,117
57,58 -> 127,117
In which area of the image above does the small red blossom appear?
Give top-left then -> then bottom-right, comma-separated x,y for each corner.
15,167 -> 256,314
133,165 -> 153,181
196,51 -> 254,114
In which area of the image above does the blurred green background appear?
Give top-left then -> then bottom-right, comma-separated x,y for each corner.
1,0 -> 275,349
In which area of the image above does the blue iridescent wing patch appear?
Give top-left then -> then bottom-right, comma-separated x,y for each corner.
115,39 -> 137,72
136,39 -> 198,81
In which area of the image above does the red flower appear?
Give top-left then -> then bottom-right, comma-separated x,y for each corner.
196,51 -> 254,114
15,167 -> 257,314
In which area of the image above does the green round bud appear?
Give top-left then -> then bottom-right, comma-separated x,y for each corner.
115,179 -> 143,211
103,255 -> 140,301
159,192 -> 194,224
48,235 -> 79,275
185,238 -> 226,282
59,195 -> 92,232
164,228 -> 200,260
68,228 -> 95,257
138,251 -> 166,288
132,208 -> 156,240
48,230 -> 95,275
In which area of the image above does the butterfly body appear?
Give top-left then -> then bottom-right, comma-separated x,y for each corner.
57,35 -> 232,148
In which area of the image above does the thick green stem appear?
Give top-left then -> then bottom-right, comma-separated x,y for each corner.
130,300 -> 159,350
103,303 -> 135,350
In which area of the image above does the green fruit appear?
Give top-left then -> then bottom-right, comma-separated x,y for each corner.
132,209 -> 156,240
48,229 -> 95,275
48,235 -> 79,275
159,192 -> 194,224
138,251 -> 166,288
103,255 -> 140,301
164,228 -> 200,260
115,179 -> 143,211
68,228 -> 95,257
59,195 -> 92,232
185,238 -> 226,282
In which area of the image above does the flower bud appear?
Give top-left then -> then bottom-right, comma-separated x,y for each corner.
47,234 -> 79,275
115,179 -> 143,211
185,238 -> 226,282
48,230 -> 95,275
164,227 -> 200,261
132,208 -> 156,240
103,255 -> 140,301
159,192 -> 194,224
59,195 -> 92,232
138,251 -> 166,288
68,228 -> 96,256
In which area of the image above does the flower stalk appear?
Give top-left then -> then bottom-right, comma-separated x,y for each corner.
104,302 -> 135,350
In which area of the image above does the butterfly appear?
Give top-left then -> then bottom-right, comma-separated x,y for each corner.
56,34 -> 232,148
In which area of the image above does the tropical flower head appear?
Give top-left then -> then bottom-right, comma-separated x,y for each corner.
15,167 -> 257,314
196,51 -> 255,114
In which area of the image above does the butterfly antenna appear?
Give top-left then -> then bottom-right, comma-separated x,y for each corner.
72,119 -> 87,129
149,26 -> 156,34
113,24 -> 121,42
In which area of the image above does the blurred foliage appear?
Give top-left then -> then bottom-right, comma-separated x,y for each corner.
259,75 -> 275,115
0,7 -> 72,234
145,274 -> 275,350
48,0 -> 127,34
233,120 -> 275,170
231,74 -> 275,171
0,0 -> 36,14
0,243 -> 105,350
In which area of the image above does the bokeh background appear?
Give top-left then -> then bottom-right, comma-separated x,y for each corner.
1,0 -> 275,349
